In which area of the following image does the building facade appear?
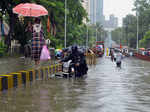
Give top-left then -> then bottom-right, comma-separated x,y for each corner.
104,14 -> 118,29
89,0 -> 104,24
96,0 -> 104,23
82,0 -> 118,29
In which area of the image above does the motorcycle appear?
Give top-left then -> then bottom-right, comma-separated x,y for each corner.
55,58 -> 87,78
62,60 -> 76,78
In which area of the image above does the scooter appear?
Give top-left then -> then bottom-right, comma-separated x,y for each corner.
62,60 -> 76,78
55,60 -> 76,78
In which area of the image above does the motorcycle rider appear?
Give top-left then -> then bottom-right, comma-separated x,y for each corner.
60,45 -> 88,77
78,48 -> 88,75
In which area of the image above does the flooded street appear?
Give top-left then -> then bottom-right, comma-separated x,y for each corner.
1,57 -> 150,112
0,57 -> 53,75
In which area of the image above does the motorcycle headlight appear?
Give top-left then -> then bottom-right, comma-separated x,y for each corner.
71,68 -> 74,72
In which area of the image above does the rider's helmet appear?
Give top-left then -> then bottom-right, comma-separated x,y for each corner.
71,45 -> 78,53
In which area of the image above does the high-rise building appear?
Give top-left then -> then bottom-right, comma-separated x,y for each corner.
84,0 -> 118,29
89,0 -> 104,24
89,0 -> 95,24
96,0 -> 104,23
104,15 -> 118,29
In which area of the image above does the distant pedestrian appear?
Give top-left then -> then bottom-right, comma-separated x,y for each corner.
109,49 -> 114,61
116,52 -> 123,68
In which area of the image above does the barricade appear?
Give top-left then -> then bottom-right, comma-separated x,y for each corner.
0,64 -> 62,92
86,53 -> 96,65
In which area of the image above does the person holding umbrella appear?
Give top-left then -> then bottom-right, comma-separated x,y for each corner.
13,3 -> 48,66
31,18 -> 45,66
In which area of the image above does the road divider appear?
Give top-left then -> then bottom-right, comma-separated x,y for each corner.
0,75 -> 13,90
0,64 -> 62,92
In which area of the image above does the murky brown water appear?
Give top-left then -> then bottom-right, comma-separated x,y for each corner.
0,56 -> 150,112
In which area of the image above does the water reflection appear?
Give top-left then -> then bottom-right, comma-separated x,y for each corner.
0,57 -> 150,111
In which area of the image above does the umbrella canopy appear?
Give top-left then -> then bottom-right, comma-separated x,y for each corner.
13,3 -> 48,17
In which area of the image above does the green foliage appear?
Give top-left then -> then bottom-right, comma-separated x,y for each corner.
122,14 -> 137,48
30,0 -> 88,47
133,0 -> 150,48
0,0 -> 105,53
114,0 -> 150,49
139,31 -> 150,48
111,28 -> 122,44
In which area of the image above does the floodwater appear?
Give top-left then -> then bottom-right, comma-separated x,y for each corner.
0,57 -> 54,75
1,56 -> 150,112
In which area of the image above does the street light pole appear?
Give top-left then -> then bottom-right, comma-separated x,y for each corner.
94,0 -> 96,24
86,24 -> 89,48
95,0 -> 97,43
96,28 -> 98,42
65,0 -> 67,48
136,11 -> 139,51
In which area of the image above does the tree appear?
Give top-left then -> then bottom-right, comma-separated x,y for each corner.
134,0 -> 150,47
0,0 -> 31,52
111,27 -> 122,44
139,31 -> 150,48
0,0 -> 88,51
122,14 -> 137,48
33,0 -> 88,48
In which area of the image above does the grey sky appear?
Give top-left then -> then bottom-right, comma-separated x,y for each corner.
104,0 -> 135,26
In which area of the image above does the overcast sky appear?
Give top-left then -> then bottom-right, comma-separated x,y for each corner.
103,0 -> 135,26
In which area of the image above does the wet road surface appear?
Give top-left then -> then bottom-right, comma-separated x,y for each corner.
1,56 -> 150,112
0,57 -> 53,74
